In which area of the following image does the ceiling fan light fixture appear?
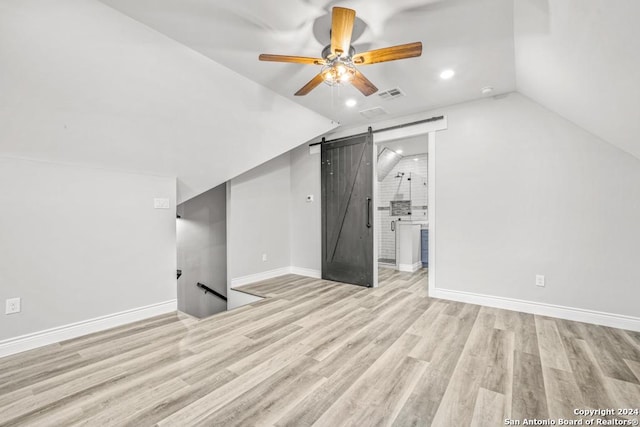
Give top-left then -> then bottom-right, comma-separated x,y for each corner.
321,59 -> 356,86
259,7 -> 421,97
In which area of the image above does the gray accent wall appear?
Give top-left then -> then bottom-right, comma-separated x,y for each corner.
0,157 -> 176,341
177,184 -> 227,318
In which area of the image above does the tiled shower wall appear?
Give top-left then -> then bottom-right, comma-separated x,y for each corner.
377,153 -> 428,263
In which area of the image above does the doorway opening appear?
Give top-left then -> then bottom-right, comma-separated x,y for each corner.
375,135 -> 428,273
176,183 -> 228,318
372,119 -> 445,293
317,114 -> 446,290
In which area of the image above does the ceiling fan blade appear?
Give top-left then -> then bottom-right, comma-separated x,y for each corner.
330,7 -> 356,56
295,73 -> 325,96
352,70 -> 378,96
353,42 -> 423,65
259,54 -> 325,65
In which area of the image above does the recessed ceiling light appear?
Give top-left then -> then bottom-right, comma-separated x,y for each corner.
481,86 -> 494,95
345,98 -> 357,107
413,158 -> 419,161
396,149 -> 403,154
440,69 -> 455,80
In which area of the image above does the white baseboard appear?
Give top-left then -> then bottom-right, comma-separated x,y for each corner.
0,300 -> 177,358
231,266 -> 322,287
289,267 -> 322,279
230,267 -> 293,287
431,288 -> 640,332
378,263 -> 397,270
398,261 -> 422,273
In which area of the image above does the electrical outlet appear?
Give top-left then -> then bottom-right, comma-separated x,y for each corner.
262,253 -> 267,262
5,298 -> 21,314
536,275 -> 545,287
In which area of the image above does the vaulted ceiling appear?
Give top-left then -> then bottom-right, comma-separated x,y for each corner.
100,0 -> 517,127
0,0 -> 336,203
514,0 -> 640,160
2,0 -> 639,202
98,0 -> 640,160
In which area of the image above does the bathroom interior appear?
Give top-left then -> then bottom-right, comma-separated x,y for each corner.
377,135 -> 428,272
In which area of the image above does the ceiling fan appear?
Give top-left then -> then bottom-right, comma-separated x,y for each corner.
258,7 -> 423,97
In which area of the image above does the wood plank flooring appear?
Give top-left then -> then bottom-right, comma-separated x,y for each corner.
1,269 -> 639,426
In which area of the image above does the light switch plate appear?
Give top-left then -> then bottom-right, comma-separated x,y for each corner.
154,198 -> 170,209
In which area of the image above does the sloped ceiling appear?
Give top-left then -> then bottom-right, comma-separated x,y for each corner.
98,0 -> 640,159
514,0 -> 640,159
2,0 -> 638,202
99,0 -> 517,127
0,0 -> 336,203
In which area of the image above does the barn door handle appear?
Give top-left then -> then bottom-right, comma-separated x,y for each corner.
391,221 -> 395,231
366,198 -> 372,228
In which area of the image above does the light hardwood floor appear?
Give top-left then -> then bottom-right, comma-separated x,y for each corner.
1,269 -> 639,426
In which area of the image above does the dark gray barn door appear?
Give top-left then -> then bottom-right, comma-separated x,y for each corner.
321,131 -> 374,287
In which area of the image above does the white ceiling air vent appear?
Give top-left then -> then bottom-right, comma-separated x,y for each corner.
359,106 -> 388,119
377,87 -> 405,100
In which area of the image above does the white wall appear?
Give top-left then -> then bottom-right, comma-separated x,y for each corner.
225,144 -> 322,309
177,184 -> 226,318
227,152 -> 292,284
0,157 -> 176,341
290,144 -> 322,274
277,93 -> 640,326
225,143 -> 322,309
431,93 -> 640,320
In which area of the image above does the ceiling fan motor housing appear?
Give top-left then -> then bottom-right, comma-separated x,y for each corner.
322,44 -> 356,60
